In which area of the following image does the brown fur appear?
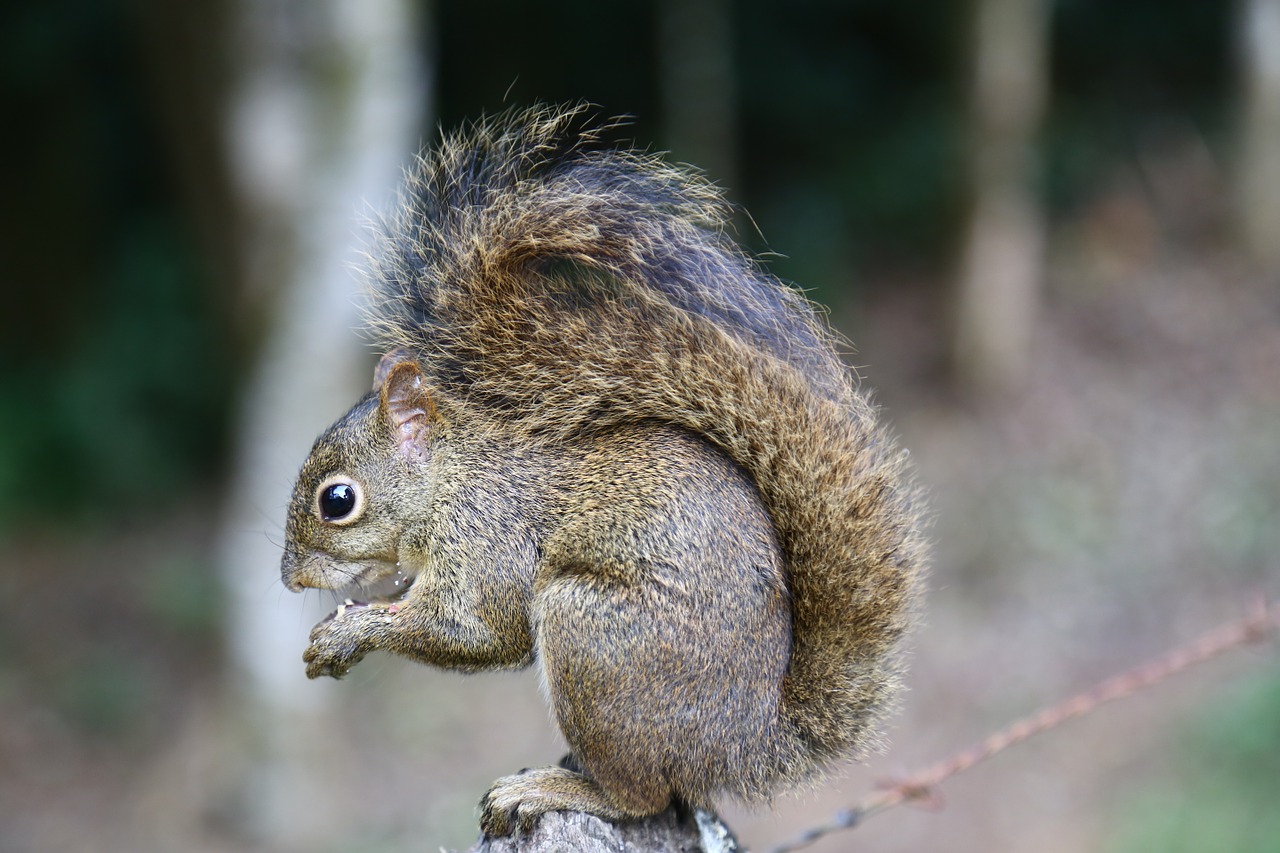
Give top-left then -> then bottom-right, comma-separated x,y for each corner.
280,106 -> 927,836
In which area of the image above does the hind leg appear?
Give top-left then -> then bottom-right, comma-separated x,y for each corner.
479,569 -> 680,836
479,426 -> 791,836
479,762 -> 670,836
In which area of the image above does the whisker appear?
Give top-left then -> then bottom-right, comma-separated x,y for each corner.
251,499 -> 288,533
262,575 -> 284,598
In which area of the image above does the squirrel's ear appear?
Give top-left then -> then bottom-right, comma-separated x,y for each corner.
378,361 -> 438,458
373,349 -> 413,390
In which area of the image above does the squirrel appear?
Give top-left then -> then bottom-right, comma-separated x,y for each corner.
280,105 -> 927,836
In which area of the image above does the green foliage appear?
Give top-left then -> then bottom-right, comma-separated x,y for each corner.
138,551 -> 225,641
0,0 -> 1241,529
49,647 -> 153,737
735,0 -> 966,285
435,0 -> 1232,304
1047,0 -> 1232,213
1108,672 -> 1280,853
0,220 -> 229,531
0,0 -> 231,532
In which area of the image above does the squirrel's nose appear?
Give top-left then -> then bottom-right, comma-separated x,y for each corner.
280,547 -> 308,592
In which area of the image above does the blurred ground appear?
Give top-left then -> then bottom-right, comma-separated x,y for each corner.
0,177 -> 1277,852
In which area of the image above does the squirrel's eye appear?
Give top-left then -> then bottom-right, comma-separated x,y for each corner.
316,478 -> 363,524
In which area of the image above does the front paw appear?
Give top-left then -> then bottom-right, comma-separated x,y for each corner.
303,601 -> 371,678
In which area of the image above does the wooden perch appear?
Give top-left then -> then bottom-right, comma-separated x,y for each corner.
466,806 -> 741,853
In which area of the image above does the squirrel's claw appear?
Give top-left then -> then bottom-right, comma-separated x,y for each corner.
303,654 -> 349,680
303,602 -> 372,678
479,766 -> 641,837
478,777 -> 542,836
302,641 -> 356,679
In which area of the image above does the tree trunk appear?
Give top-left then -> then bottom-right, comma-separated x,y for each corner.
657,0 -> 738,192
216,0 -> 428,845
952,0 -> 1051,395
1237,0 -> 1280,269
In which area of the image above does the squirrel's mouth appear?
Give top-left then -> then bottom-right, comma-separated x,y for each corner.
283,551 -> 419,602
337,560 -> 418,605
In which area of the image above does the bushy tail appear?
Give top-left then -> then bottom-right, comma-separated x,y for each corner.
368,106 -> 926,785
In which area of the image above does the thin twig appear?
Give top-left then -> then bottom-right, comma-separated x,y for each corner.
770,596 -> 1279,853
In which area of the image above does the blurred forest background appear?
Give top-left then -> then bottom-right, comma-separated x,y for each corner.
2,0 -> 1278,851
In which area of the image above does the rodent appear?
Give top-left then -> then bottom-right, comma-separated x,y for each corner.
280,105 -> 927,836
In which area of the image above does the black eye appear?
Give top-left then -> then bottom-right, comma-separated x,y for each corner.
318,481 -> 359,522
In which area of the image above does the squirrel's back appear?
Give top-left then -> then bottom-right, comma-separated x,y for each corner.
368,106 -> 926,791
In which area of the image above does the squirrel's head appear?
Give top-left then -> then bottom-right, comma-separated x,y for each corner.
280,356 -> 442,596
